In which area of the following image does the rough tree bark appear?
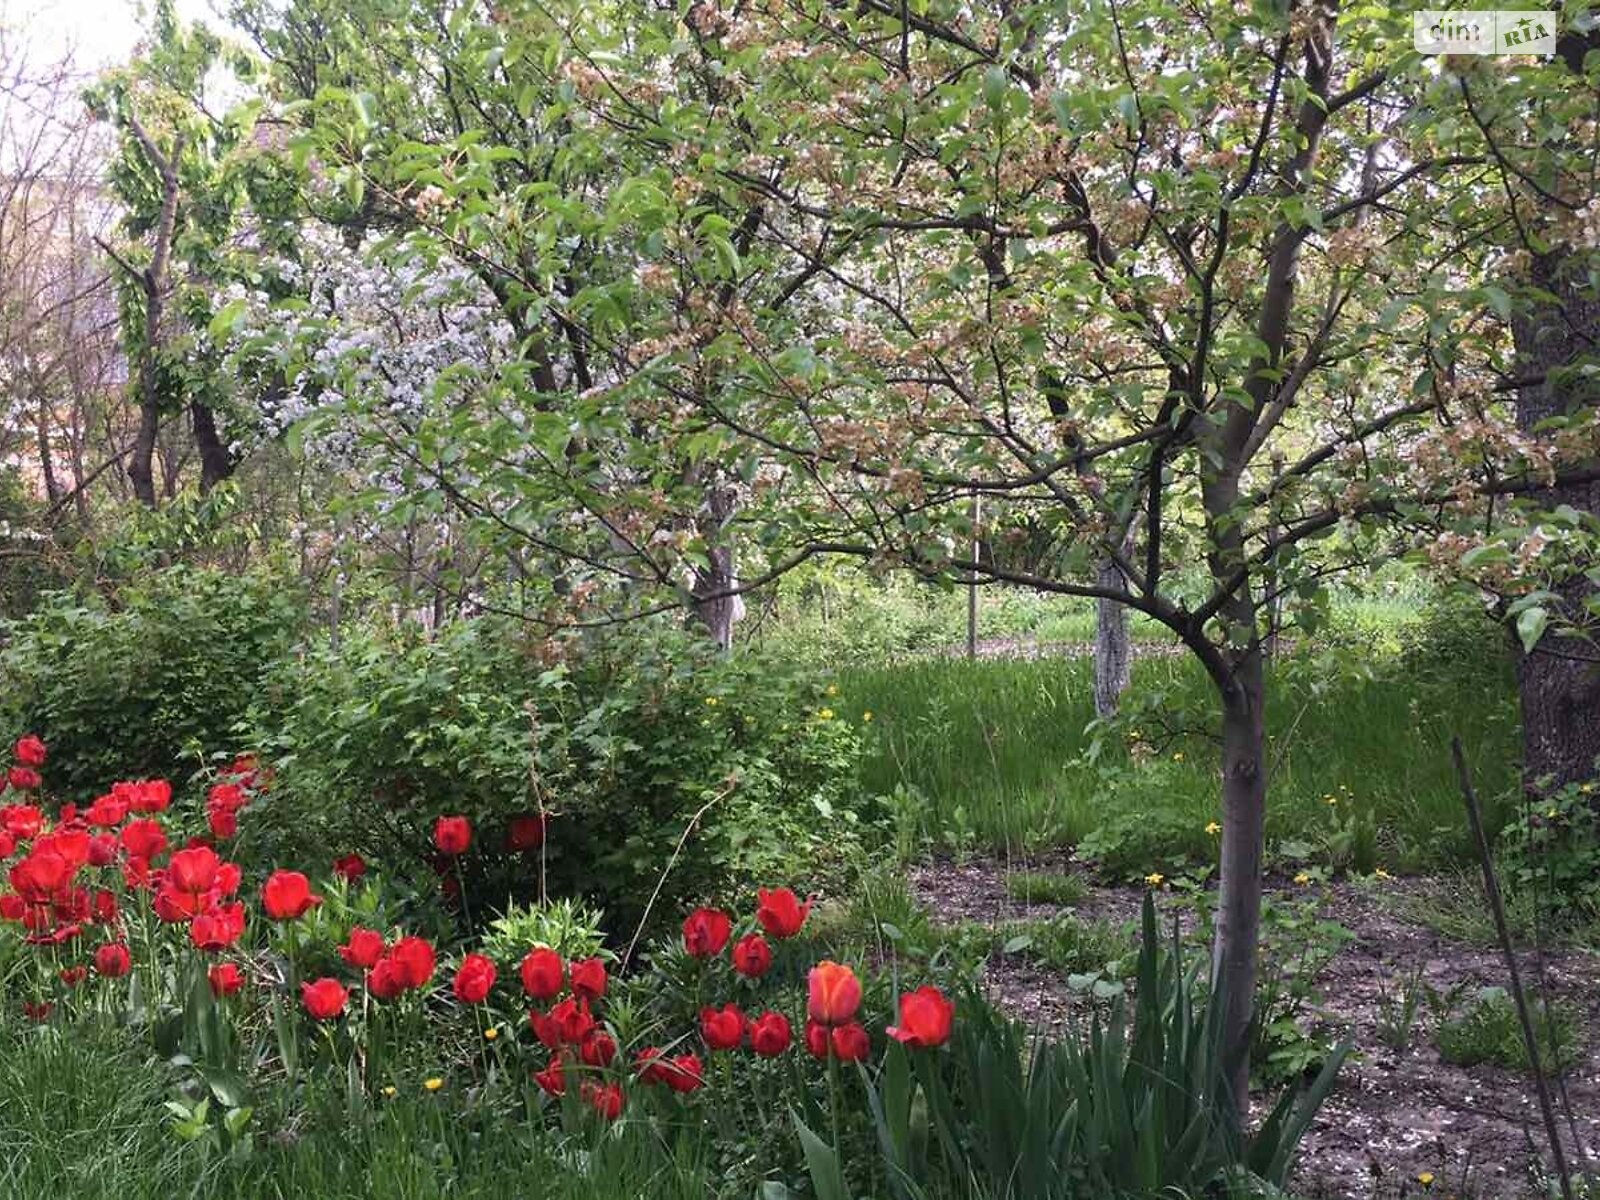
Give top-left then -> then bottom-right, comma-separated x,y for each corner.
1511,249 -> 1600,792
102,117 -> 183,510
1094,522 -> 1138,718
190,399 -> 234,494
691,479 -> 743,651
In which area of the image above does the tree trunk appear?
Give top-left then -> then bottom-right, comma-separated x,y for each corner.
1214,647 -> 1267,1110
128,397 -> 159,508
1094,524 -> 1137,718
1511,250 -> 1600,793
190,401 -> 233,494
692,481 -> 742,651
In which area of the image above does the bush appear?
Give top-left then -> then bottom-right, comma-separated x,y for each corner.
0,566 -> 303,799
248,620 -> 869,936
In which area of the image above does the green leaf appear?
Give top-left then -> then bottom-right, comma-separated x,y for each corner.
792,1111 -> 849,1200
1516,605 -> 1548,653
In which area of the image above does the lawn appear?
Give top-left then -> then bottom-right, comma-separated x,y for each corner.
842,639 -> 1520,872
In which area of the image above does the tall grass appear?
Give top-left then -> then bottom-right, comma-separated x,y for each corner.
841,645 -> 1519,870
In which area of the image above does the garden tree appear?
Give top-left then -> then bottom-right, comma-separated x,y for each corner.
1428,35 -> 1600,794
89,0 -> 300,507
225,0 -> 835,647
229,0 -> 1600,1103
0,33 -> 123,530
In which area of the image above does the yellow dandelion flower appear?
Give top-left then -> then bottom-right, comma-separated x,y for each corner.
1205,821 -> 1221,836
1417,1171 -> 1435,1187
484,1027 -> 499,1041
826,683 -> 839,697
817,707 -> 834,721
704,696 -> 719,707
1293,872 -> 1311,886
861,711 -> 873,723
1172,751 -> 1185,762
1144,872 -> 1165,887
382,1086 -> 397,1098
424,1077 -> 444,1092
1374,867 -> 1393,880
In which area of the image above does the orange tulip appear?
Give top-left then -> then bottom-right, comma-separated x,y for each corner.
807,960 -> 862,1025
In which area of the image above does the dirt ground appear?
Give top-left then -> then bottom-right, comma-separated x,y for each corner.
906,856 -> 1600,1199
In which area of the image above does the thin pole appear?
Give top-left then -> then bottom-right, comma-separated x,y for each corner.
966,492 -> 980,660
1451,737 -> 1575,1200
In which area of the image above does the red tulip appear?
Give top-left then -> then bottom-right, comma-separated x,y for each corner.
59,965 -> 88,987
582,1079 -> 625,1120
207,807 -> 238,839
569,956 -> 607,1001
8,767 -> 41,791
23,1000 -> 52,1021
0,829 -> 13,858
0,893 -> 24,921
529,1007 -> 561,1049
85,795 -> 128,828
634,1046 -> 671,1085
682,906 -> 732,958
87,833 -> 117,867
804,1018 -> 830,1060
831,1022 -> 871,1061
216,862 -> 242,895
700,1003 -> 746,1051
580,1030 -> 618,1067
533,1056 -> 566,1097
807,961 -> 862,1025
261,870 -> 322,921
14,735 -> 46,768
452,952 -> 497,1004
756,887 -> 812,938
663,1052 -> 704,1093
339,927 -> 386,970
332,853 -> 367,882
90,889 -> 118,924
749,1010 -> 792,1057
505,814 -> 546,852
167,846 -> 222,897
887,985 -> 955,1048
550,997 -> 595,1045
2,803 -> 43,840
731,933 -> 773,978
208,963 -> 244,997
368,958 -> 405,1001
121,779 -> 172,814
519,947 -> 563,999
388,936 -> 436,989
190,902 -> 246,952
301,977 -> 349,1020
119,819 -> 167,862
433,815 -> 471,856
94,942 -> 131,978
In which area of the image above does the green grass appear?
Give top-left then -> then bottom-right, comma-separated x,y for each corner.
1434,988 -> 1583,1074
0,1023 -> 715,1200
842,646 -> 1519,871
1005,870 -> 1089,906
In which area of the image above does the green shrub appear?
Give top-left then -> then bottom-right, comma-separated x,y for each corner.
0,566 -> 303,798
248,620 -> 868,936
1497,780 -> 1600,915
1434,986 -> 1581,1073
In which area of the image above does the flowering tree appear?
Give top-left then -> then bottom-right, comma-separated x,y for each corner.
226,0 -> 1600,1101
89,0 -> 300,506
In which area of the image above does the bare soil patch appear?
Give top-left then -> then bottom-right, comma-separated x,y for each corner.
907,855 -> 1600,1199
